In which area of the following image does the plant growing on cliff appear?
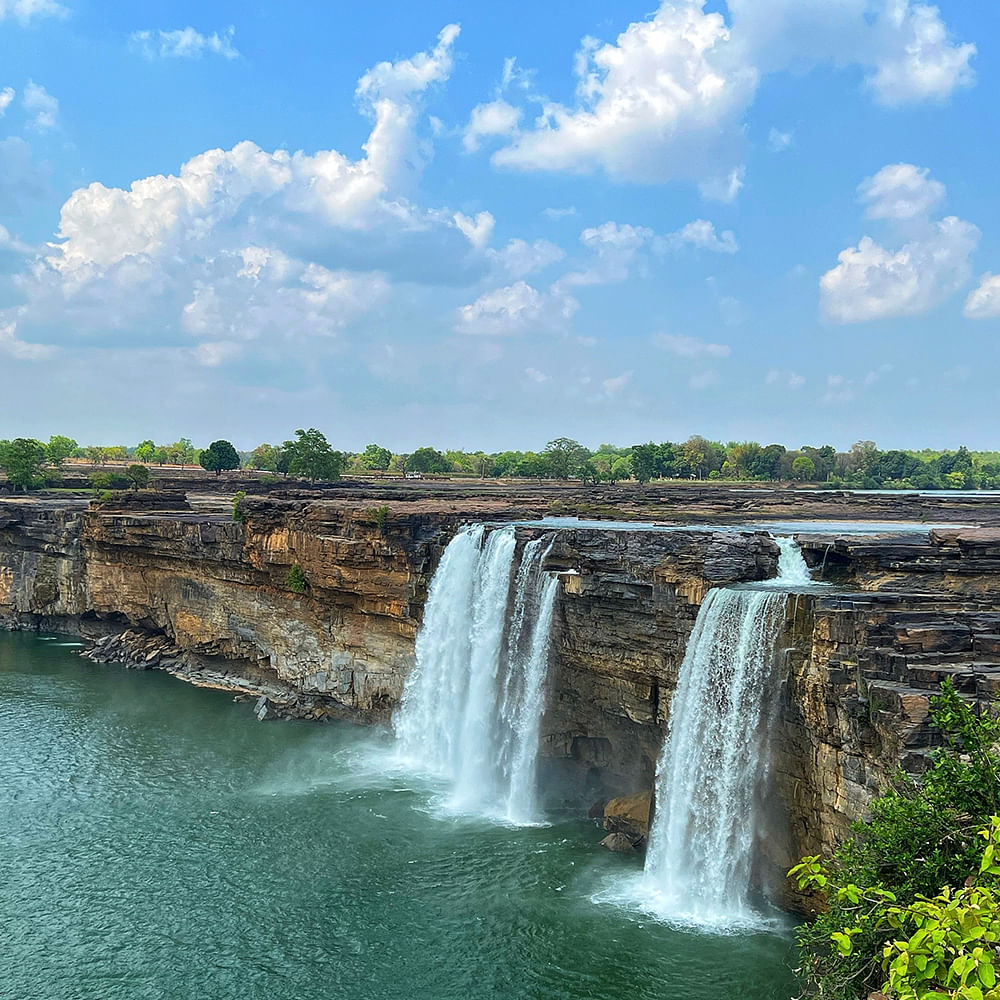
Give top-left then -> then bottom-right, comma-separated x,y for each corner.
793,682 -> 1000,1000
232,491 -> 247,522
286,563 -> 307,594
367,505 -> 391,534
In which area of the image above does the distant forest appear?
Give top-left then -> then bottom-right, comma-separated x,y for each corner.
3,431 -> 999,491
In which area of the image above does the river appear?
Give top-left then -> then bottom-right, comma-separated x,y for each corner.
0,631 -> 798,1000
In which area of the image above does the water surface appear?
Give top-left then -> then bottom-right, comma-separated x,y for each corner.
0,631 -> 798,1000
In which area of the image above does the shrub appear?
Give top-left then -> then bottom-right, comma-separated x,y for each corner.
232,491 -> 247,522
792,681 -> 1000,999
286,563 -> 307,594
367,505 -> 391,533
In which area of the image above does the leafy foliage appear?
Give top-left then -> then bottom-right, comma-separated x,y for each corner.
286,563 -> 307,594
793,682 -> 1000,999
281,428 -> 343,482
0,438 -> 47,489
199,439 -> 240,475
232,491 -> 247,522
125,464 -> 151,490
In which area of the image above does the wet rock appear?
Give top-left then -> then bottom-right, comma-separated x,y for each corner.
600,833 -> 636,853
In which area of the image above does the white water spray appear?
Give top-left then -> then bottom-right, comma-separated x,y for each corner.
394,525 -> 559,824
637,536 -> 811,926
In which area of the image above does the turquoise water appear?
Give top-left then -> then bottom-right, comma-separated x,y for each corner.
0,631 -> 799,1000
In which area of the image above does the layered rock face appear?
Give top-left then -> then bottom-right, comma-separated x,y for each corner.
0,496 -> 452,720
4,490 -> 1000,904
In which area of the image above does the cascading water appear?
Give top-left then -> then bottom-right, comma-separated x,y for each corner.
394,525 -> 559,824
637,536 -> 811,927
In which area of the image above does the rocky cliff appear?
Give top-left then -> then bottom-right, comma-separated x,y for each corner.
3,491 -> 1000,908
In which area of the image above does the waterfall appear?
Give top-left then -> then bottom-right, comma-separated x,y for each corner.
394,525 -> 559,824
638,535 -> 810,926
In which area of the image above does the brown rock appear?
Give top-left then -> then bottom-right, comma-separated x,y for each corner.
600,833 -> 636,853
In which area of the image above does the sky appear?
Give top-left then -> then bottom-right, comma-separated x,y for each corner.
0,0 -> 998,452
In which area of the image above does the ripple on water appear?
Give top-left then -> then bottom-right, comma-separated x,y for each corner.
0,631 -> 799,1000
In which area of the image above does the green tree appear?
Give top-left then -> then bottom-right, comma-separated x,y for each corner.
247,444 -> 279,471
0,438 -> 47,489
199,440 -> 240,476
792,455 -> 817,480
282,428 -> 343,481
609,455 -> 633,483
631,443 -> 659,483
408,447 -> 449,474
134,440 -> 156,463
543,437 -> 589,479
124,464 -> 151,490
360,443 -> 392,471
46,435 -> 77,467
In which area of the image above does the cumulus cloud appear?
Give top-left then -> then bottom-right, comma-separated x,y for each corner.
130,26 -> 240,61
821,217 -> 979,323
488,238 -> 564,278
653,332 -> 731,358
484,1 -> 974,192
666,219 -> 738,254
0,0 -> 65,22
462,99 -> 520,152
23,81 -> 57,130
4,26 -> 493,359
821,164 -> 978,323
0,87 -> 14,115
964,273 -> 1000,319
859,163 -> 946,220
492,1 -> 756,191
454,280 -> 577,336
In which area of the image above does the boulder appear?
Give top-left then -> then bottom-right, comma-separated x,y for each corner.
602,789 -> 653,847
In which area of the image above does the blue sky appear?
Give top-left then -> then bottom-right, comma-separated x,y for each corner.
1,0 -> 998,451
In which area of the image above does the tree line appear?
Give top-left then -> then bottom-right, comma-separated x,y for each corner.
3,430 -> 1000,491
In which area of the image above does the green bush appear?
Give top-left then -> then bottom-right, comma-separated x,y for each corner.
232,491 -> 247,522
367,505 -> 391,533
793,682 -> 1000,999
286,563 -> 307,594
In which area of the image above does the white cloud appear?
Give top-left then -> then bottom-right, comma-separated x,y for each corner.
728,0 -> 975,106
489,238 -> 564,278
653,332 -> 730,358
4,27 -> 490,358
543,206 -> 577,221
525,366 -> 550,383
822,163 -> 979,323
130,26 -> 240,61
964,273 -> 1000,319
689,369 -> 718,389
23,81 -> 57,130
822,372 -> 856,404
486,1 -> 973,192
765,369 -> 805,388
821,218 -> 979,323
557,221 -> 655,288
0,315 -> 51,359
602,370 -> 633,396
859,163 -> 946,220
454,280 -> 577,336
0,87 -> 14,116
767,127 -> 792,152
453,210 -> 495,249
666,219 -> 738,254
865,2 -> 976,106
462,99 -> 520,152
0,0 -> 65,22
492,1 -> 757,190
